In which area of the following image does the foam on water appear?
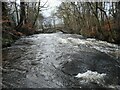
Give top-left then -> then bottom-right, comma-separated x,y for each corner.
65,36 -> 119,58
75,70 -> 106,85
67,37 -> 86,45
58,38 -> 68,44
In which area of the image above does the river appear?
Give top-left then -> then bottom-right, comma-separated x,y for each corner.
2,32 -> 120,89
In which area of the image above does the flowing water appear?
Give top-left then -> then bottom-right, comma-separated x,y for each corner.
2,32 -> 120,89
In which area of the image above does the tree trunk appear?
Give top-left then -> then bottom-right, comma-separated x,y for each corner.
16,1 -> 26,30
116,2 -> 120,29
15,1 -> 19,25
32,0 -> 41,27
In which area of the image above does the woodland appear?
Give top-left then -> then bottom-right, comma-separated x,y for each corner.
1,1 -> 120,47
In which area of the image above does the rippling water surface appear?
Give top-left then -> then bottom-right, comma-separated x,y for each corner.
2,32 -> 120,89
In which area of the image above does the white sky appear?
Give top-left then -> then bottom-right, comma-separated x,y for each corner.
41,0 -> 61,17
15,0 -> 61,17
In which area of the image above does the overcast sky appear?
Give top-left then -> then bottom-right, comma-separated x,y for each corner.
41,0 -> 61,17
15,0 -> 61,17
